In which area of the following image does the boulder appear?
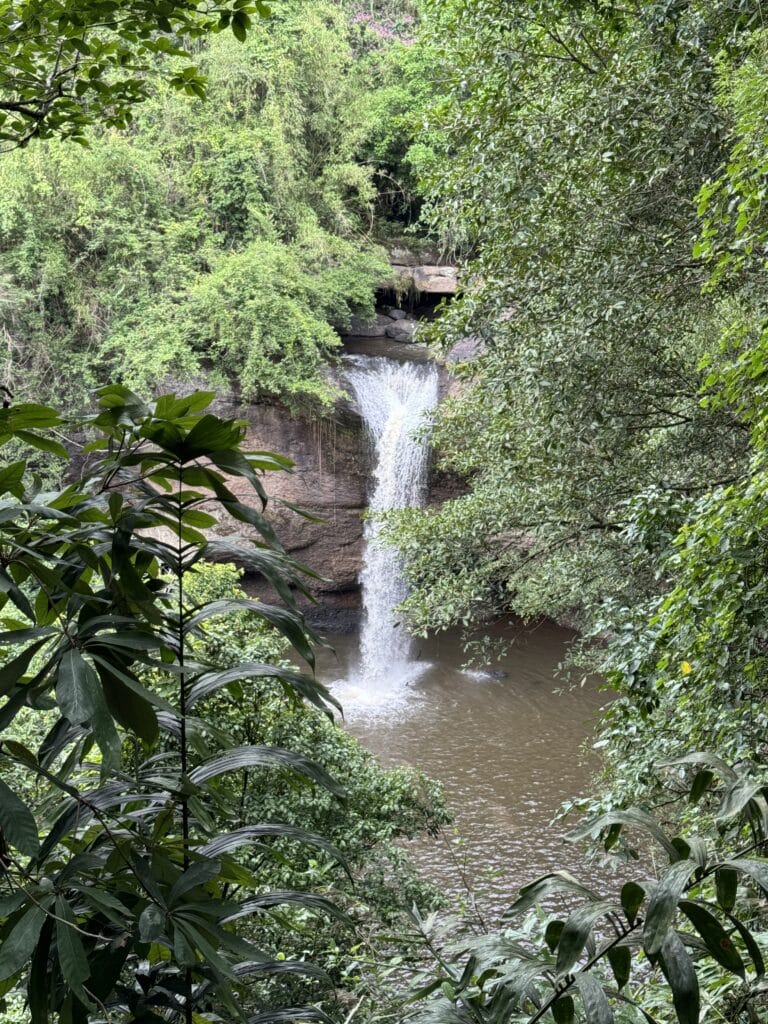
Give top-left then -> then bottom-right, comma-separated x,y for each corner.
346,313 -> 391,338
411,265 -> 459,294
385,307 -> 409,320
212,403 -> 369,599
385,319 -> 418,343
388,246 -> 435,267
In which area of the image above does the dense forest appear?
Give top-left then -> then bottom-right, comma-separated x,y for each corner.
0,2 -> 767,1024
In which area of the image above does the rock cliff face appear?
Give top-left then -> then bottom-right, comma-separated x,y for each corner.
235,398 -> 368,626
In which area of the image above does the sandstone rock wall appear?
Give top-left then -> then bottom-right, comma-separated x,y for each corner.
213,398 -> 366,626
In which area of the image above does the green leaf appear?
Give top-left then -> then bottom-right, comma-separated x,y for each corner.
56,649 -> 100,725
198,823 -> 349,875
0,568 -> 33,620
89,652 -> 174,714
657,753 -> 737,784
0,404 -> 62,433
90,695 -> 122,770
173,923 -> 198,967
688,770 -> 714,804
55,896 -> 90,991
224,891 -> 350,926
81,944 -> 130,1003
0,638 -> 47,697
723,858 -> 768,894
606,946 -> 631,990
97,666 -> 157,744
28,916 -> 53,1024
556,901 -> 615,976
139,904 -> 165,942
575,973 -> 614,1024
544,919 -> 564,953
716,779 -> 768,824
0,461 -> 25,498
569,808 -> 678,861
504,872 -> 598,920
247,1010 -> 333,1024
620,881 -> 646,925
0,626 -> 57,647
188,662 -> 338,714
167,860 -> 220,906
184,414 -> 242,450
0,902 -> 50,980
678,900 -> 744,977
657,930 -> 700,1024
188,598 -> 317,667
174,919 -> 236,983
0,777 -> 39,856
724,911 -> 765,977
715,868 -> 737,911
643,861 -> 695,956
231,10 -> 249,41
551,994 -> 575,1024
13,430 -> 68,460
189,745 -> 344,797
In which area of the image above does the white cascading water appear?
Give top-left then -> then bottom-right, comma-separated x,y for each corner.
344,355 -> 439,699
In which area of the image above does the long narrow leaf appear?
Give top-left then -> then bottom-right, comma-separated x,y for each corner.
198,824 -> 348,874
189,745 -> 344,797
0,902 -> 51,981
503,872 -> 598,920
556,901 -> 616,977
188,663 -> 338,715
678,900 -> 745,977
643,861 -> 695,956
658,930 -> 700,1024
575,974 -> 614,1024
224,891 -> 350,926
0,777 -> 39,856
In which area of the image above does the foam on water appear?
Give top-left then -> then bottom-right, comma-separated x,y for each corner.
330,660 -> 432,722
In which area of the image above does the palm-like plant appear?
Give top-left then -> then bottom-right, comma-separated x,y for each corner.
0,386 -> 346,1023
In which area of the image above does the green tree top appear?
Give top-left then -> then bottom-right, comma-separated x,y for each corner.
0,0 -> 269,146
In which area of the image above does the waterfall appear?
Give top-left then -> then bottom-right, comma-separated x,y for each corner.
344,355 -> 439,694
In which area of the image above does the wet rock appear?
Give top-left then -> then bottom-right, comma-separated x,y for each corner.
384,264 -> 459,295
385,308 -> 409,320
388,246 -> 426,267
385,319 -> 418,343
346,313 -> 391,338
214,402 -> 368,599
342,337 -> 432,362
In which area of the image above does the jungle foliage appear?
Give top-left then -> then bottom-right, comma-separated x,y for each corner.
410,756 -> 768,1024
380,4 -> 768,1022
0,386 -> 343,1023
3,2 -> 768,1023
384,0 -> 768,792
389,0 -> 761,630
0,0 -> 270,146
0,389 -> 446,1024
0,0 -> 422,412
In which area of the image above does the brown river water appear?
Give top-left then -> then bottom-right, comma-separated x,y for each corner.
316,619 -> 612,920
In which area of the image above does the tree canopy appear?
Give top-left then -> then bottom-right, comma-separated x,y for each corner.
0,0 -> 424,410
0,0 -> 273,146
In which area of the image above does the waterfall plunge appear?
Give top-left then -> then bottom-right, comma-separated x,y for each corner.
344,355 -> 439,699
